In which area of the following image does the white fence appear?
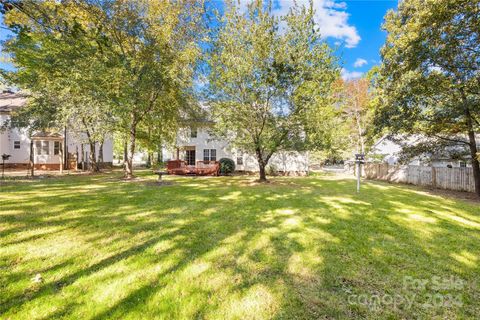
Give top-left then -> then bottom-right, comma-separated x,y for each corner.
362,163 -> 476,193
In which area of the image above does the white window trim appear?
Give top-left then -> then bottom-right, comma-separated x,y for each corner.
203,149 -> 217,161
35,140 -> 50,155
54,141 -> 63,155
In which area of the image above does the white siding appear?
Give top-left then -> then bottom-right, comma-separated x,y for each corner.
0,113 -> 113,165
67,132 -> 114,164
174,127 -> 309,173
0,114 -> 31,163
371,137 -> 403,165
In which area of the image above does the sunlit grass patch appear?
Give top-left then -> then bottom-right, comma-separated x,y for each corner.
0,171 -> 479,319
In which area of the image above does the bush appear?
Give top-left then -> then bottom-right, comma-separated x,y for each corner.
219,158 -> 235,175
266,164 -> 278,176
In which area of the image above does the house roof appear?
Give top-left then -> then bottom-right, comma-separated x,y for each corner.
0,91 -> 28,113
371,134 -> 480,161
31,131 -> 63,139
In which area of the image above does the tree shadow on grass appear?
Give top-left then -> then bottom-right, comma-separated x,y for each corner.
1,174 -> 479,319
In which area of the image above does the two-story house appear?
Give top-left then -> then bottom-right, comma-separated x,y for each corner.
0,91 -> 113,170
170,124 -> 309,174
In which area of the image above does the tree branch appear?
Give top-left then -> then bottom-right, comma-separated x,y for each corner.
431,134 -> 470,146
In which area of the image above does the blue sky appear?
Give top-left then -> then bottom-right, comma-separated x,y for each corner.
251,0 -> 399,79
0,14 -> 13,72
329,0 -> 399,79
0,0 -> 398,79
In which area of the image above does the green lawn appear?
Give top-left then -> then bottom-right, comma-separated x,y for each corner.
1,172 -> 479,319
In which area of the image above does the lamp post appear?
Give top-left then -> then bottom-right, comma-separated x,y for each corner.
355,153 -> 365,193
2,154 -> 11,179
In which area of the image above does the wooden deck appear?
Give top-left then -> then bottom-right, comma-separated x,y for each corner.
167,160 -> 220,176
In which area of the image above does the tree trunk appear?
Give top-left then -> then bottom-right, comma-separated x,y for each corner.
81,143 -> 85,171
356,114 -> 365,154
146,127 -> 151,168
462,91 -> 480,197
29,139 -> 34,177
355,107 -> 365,154
123,138 -> 128,169
255,148 -> 268,182
63,126 -> 68,170
467,128 -> 480,197
125,113 -> 137,179
88,142 -> 99,172
146,152 -> 152,168
83,124 -> 99,172
259,163 -> 267,181
59,146 -> 63,175
98,140 -> 104,169
157,144 -> 163,165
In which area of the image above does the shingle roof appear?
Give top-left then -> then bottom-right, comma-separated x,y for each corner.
31,131 -> 63,139
0,91 -> 28,113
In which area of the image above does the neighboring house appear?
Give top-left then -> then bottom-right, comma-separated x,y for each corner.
169,125 -> 309,174
0,91 -> 113,170
370,135 -> 420,166
370,135 -> 479,168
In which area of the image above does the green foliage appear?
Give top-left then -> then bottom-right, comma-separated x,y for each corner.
376,0 -> 480,195
1,0 -> 205,177
265,163 -> 278,176
208,0 -> 338,180
219,158 -> 235,175
377,0 -> 479,136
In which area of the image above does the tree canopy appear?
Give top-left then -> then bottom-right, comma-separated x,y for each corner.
1,0 -> 205,177
375,0 -> 480,196
207,0 -> 339,181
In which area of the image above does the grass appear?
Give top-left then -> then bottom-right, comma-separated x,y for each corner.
0,171 -> 479,319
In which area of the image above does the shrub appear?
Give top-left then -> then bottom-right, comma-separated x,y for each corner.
266,164 -> 278,176
219,158 -> 235,175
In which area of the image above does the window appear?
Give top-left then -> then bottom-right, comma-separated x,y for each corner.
460,161 -> 467,168
13,141 -> 20,149
203,149 -> 217,161
35,141 -> 42,155
35,141 -> 49,155
237,155 -> 243,165
42,141 -> 49,155
54,141 -> 62,155
190,128 -> 197,138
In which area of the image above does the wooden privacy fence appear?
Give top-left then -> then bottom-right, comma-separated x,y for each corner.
363,163 -> 475,193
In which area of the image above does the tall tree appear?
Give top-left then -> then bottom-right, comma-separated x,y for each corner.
1,0 -> 116,172
208,0 -> 338,181
83,0 -> 204,178
2,0 -> 204,178
337,72 -> 378,155
376,0 -> 480,196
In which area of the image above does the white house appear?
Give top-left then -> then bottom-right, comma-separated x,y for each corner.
0,91 -> 113,170
370,135 -> 479,168
169,125 -> 309,174
370,135 -> 421,166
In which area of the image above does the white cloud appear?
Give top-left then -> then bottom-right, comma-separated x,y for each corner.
353,58 -> 368,68
237,0 -> 361,48
341,68 -> 363,80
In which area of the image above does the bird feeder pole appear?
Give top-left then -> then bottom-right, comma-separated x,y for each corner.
2,154 -> 11,179
355,153 -> 365,193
